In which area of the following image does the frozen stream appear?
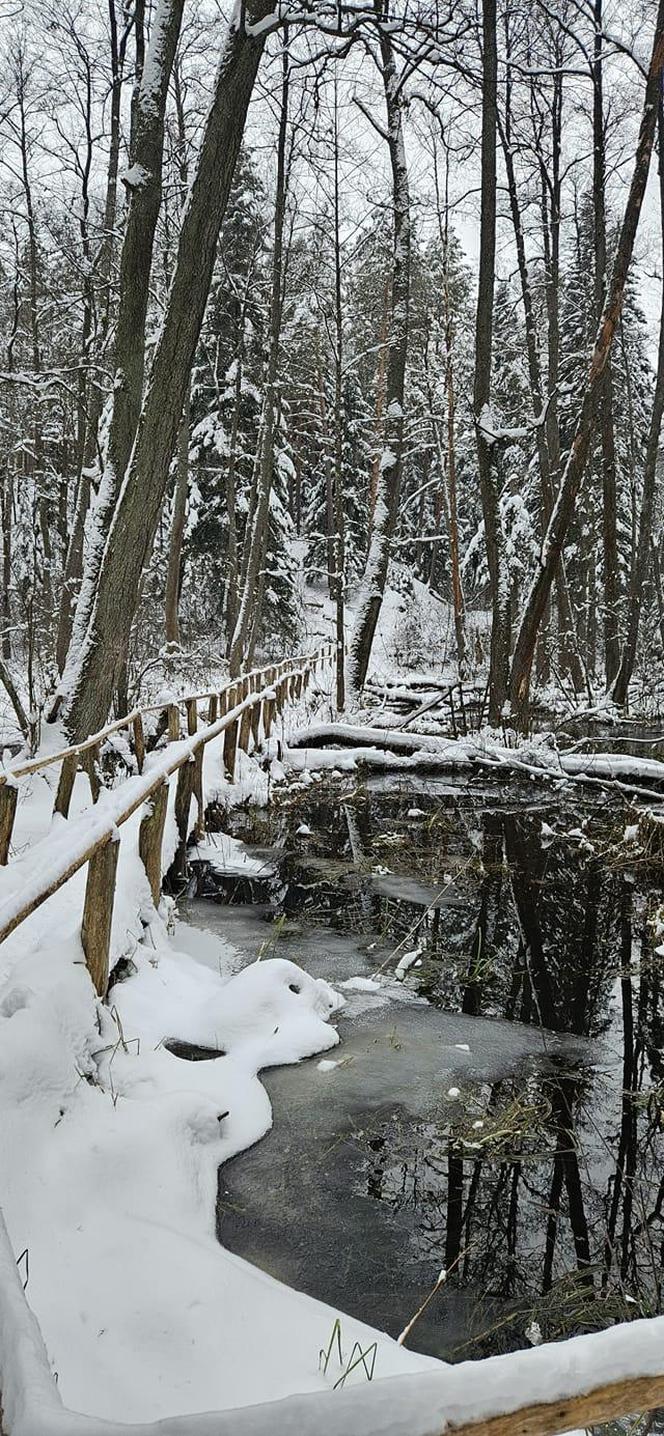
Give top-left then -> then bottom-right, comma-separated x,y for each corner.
177,774 -> 664,1363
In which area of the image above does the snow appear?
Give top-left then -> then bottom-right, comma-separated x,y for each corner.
339,976 -> 382,993
394,948 -> 421,980
192,833 -> 276,878
120,163 -> 151,190
2,660 -> 664,1434
0,884 -> 434,1430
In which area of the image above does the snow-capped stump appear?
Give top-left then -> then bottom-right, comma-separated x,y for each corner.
295,822 -> 312,836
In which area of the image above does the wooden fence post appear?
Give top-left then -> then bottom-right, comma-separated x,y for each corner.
173,758 -> 195,876
0,783 -> 17,865
250,696 -> 261,748
82,743 -> 101,802
54,753 -> 78,817
186,699 -> 205,841
207,694 -> 218,724
262,693 -> 276,739
82,836 -> 120,997
133,714 -> 146,772
238,700 -> 253,755
138,781 -> 169,907
223,718 -> 239,781
168,704 -> 181,741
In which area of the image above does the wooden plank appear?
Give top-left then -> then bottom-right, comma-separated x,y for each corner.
138,781 -> 169,907
81,836 -> 120,997
0,784 -> 17,865
186,697 -> 204,840
207,694 -> 218,724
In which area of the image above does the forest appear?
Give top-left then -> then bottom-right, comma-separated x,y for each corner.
5,5 -> 664,1435
1,0 -> 664,742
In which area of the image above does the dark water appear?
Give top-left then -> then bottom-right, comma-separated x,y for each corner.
181,773 -> 664,1364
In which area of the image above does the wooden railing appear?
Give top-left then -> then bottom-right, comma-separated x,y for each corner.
0,644 -> 333,996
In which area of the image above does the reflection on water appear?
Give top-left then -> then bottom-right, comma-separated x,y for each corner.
188,775 -> 664,1361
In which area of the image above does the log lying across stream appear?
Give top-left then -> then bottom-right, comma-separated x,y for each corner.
286,722 -> 664,803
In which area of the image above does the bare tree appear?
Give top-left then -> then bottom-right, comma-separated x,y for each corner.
509,0 -> 664,725
473,0 -> 510,724
64,0 -> 276,740
348,3 -> 411,695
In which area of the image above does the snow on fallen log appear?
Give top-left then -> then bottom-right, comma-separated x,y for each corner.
286,723 -> 664,795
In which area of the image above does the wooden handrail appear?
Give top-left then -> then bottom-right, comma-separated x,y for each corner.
0,644 -> 334,992
0,650 -> 324,786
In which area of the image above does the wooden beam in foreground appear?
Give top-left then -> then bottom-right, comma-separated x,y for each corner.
447,1371 -> 664,1436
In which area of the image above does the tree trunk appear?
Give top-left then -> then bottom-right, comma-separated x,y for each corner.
60,0 -> 185,686
474,0 -> 509,724
593,0 -> 620,687
332,83 -> 346,711
433,136 -> 466,675
228,30 -> 289,676
164,388 -> 190,646
56,0 -> 127,673
509,0 -> 664,726
613,91 -> 664,705
64,0 -> 274,741
500,60 -> 584,695
348,16 -> 410,694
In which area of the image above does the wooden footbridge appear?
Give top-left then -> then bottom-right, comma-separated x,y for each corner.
0,644 -> 663,1436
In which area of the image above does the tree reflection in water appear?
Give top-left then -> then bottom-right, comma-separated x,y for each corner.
273,779 -> 664,1355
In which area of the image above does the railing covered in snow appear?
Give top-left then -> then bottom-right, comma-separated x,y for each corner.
0,646 -> 333,997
